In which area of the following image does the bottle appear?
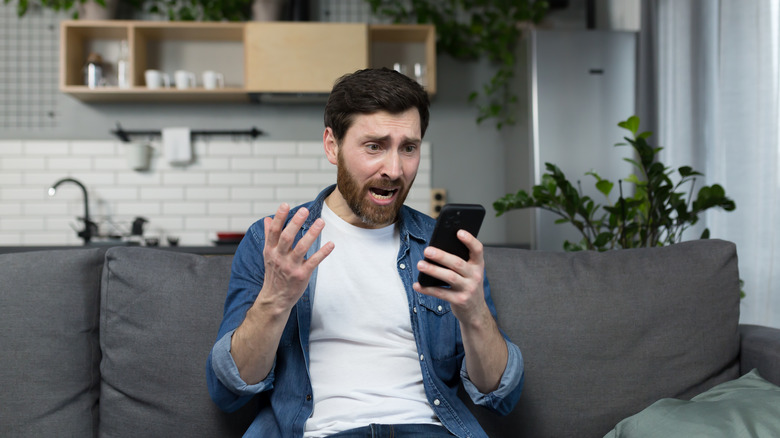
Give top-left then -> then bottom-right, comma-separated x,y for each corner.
84,52 -> 103,89
117,40 -> 130,89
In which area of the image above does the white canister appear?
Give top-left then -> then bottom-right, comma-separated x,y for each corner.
84,53 -> 103,89
202,71 -> 225,90
174,70 -> 197,89
145,70 -> 170,89
124,142 -> 152,171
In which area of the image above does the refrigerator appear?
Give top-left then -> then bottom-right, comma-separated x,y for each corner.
517,29 -> 638,251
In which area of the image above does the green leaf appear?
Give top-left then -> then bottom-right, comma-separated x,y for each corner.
595,179 -> 614,197
618,116 -> 640,136
678,166 -> 704,177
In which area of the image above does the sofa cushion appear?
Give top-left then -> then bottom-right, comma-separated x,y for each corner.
472,239 -> 741,438
604,369 -> 780,437
99,247 -> 254,438
0,248 -> 105,438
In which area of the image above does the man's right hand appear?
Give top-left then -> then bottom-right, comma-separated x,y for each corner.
260,203 -> 334,311
231,203 -> 334,385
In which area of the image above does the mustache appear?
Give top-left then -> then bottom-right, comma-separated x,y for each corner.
367,178 -> 403,189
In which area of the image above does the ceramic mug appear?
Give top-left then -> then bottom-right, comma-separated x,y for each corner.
174,70 -> 197,89
202,70 -> 225,90
145,69 -> 170,89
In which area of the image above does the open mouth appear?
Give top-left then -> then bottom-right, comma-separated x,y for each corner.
369,187 -> 399,200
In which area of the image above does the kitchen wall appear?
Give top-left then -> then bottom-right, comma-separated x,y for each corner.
0,1 -> 603,247
0,137 -> 431,246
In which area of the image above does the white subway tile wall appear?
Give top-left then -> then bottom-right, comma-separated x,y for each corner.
0,139 -> 432,246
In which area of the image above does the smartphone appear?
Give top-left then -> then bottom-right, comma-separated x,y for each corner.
418,203 -> 486,288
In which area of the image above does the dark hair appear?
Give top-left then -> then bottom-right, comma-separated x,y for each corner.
324,68 -> 430,142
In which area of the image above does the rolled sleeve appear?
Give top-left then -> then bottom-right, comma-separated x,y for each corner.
460,338 -> 524,415
211,329 -> 275,396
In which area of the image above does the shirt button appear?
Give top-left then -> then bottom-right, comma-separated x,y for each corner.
437,305 -> 443,312
413,306 -> 417,313
420,354 -> 425,361
399,263 -> 406,269
306,394 -> 312,401
433,399 -> 441,406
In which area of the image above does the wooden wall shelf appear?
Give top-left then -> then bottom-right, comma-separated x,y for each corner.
60,20 -> 436,102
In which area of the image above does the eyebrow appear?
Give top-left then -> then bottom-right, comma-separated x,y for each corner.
361,134 -> 421,144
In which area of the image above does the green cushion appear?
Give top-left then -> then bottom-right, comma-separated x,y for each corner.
604,369 -> 780,438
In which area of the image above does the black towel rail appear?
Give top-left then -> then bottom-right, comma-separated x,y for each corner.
110,123 -> 263,143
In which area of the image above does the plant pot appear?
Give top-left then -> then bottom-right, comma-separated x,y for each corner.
78,0 -> 119,20
252,0 -> 283,21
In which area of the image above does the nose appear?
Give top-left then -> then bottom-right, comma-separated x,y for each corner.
381,150 -> 403,180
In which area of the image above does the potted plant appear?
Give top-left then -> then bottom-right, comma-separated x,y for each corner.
493,116 -> 737,251
5,0 -> 116,18
142,0 -> 252,21
366,0 -> 549,129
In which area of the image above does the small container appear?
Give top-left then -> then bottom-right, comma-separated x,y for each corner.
84,52 -> 104,89
117,40 -> 130,89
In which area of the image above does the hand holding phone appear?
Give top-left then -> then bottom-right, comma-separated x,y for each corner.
418,204 -> 485,288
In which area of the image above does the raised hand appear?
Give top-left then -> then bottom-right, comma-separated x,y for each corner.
232,203 -> 334,384
260,203 -> 334,312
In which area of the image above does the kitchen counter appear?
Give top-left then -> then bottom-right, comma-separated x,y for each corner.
0,244 -> 238,256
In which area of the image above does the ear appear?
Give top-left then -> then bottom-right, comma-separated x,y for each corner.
323,127 -> 339,165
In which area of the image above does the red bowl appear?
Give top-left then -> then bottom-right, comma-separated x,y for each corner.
216,232 -> 245,241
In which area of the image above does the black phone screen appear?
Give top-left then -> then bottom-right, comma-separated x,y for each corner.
418,203 -> 485,287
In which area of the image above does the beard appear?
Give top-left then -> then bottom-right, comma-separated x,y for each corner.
336,150 -> 414,227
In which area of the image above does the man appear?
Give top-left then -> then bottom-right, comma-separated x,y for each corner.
206,68 -> 523,438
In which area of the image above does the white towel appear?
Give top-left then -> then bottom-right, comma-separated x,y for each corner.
162,127 -> 192,165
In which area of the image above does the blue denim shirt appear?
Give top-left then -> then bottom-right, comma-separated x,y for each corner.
206,185 -> 524,438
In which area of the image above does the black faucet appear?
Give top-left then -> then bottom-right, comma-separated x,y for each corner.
48,178 -> 98,245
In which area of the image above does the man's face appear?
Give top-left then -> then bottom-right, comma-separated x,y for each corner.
324,108 -> 422,228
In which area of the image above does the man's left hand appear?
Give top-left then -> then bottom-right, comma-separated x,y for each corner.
413,229 -> 489,324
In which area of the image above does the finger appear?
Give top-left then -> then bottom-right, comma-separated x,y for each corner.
417,258 -> 460,289
457,229 -> 485,265
304,240 -> 335,269
423,246 -> 469,278
277,207 -> 309,252
414,280 -> 447,300
265,203 -> 290,248
292,217 -> 326,259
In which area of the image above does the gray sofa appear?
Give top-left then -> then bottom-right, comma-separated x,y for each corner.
1,239 -> 779,437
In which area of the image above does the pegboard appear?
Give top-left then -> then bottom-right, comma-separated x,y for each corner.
0,4 -> 62,130
317,0 -> 391,23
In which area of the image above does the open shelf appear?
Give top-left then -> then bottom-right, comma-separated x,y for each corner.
61,21 -> 436,102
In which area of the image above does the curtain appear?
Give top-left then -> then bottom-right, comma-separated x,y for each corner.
642,0 -> 780,327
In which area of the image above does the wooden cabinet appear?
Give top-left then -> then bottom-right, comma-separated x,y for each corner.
60,20 -> 436,102
61,21 -> 246,102
245,22 -> 367,93
369,24 -> 436,95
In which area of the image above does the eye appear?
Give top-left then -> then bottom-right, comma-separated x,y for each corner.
403,144 -> 418,154
366,143 -> 381,152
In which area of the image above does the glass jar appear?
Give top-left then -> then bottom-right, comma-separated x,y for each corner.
84,52 -> 104,89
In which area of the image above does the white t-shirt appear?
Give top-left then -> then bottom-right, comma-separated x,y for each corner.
303,203 -> 439,436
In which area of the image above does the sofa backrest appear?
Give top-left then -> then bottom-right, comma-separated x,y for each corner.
98,247 -> 255,438
0,248 -> 106,438
0,239 -> 743,438
471,239 -> 742,438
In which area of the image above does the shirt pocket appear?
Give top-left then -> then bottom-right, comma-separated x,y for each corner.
417,295 -> 462,384
417,294 -> 462,357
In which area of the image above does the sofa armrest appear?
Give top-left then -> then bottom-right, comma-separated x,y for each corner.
740,324 -> 780,386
